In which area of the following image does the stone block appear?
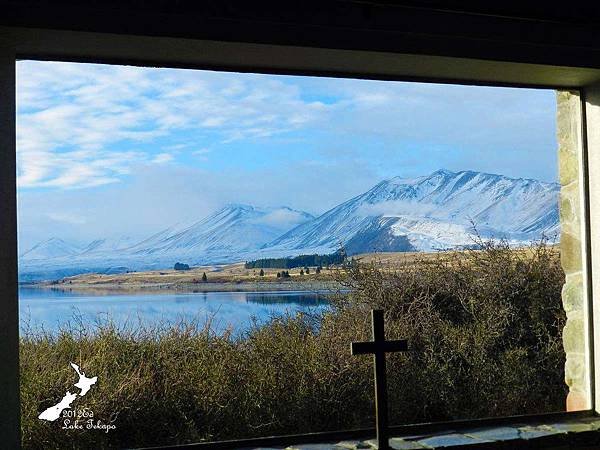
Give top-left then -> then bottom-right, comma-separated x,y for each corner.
560,231 -> 583,273
465,426 -> 521,442
559,147 -> 580,187
417,433 -> 492,447
563,315 -> 586,354
561,272 -> 584,314
516,424 -> 566,440
567,390 -> 590,412
335,441 -> 372,449
552,421 -> 594,433
564,353 -> 587,390
559,182 -> 581,236
389,438 -> 431,449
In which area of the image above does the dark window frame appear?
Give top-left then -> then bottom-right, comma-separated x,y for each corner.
1,22 -> 598,448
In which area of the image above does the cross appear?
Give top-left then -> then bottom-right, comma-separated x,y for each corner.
351,309 -> 408,450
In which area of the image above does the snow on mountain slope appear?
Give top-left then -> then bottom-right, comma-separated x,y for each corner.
18,170 -> 560,280
19,205 -> 315,280
79,236 -> 139,256
20,237 -> 81,260
266,169 -> 559,255
126,204 -> 314,259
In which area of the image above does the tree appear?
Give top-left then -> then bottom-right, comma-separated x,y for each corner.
202,272 -> 208,282
300,269 -> 304,276
316,266 -> 322,274
174,262 -> 190,271
259,269 -> 265,277
305,267 -> 310,274
277,272 -> 281,278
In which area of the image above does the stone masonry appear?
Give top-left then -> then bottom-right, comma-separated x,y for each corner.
557,90 -> 589,411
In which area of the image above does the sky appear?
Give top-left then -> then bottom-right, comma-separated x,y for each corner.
16,60 -> 558,251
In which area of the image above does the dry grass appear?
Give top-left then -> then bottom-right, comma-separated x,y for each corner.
40,262 -> 338,293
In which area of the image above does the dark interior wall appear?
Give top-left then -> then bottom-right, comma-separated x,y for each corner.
3,1 -> 600,68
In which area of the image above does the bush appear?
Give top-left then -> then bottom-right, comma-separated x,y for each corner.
335,238 -> 566,422
20,240 -> 566,448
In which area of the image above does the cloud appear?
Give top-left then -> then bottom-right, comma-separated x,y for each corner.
16,148 -> 145,189
16,61 -> 330,189
16,61 -> 557,249
151,153 -> 174,164
328,81 -> 556,176
191,148 -> 211,161
251,209 -> 312,230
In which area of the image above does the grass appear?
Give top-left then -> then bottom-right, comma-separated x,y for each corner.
38,262 -> 339,292
20,239 -> 567,449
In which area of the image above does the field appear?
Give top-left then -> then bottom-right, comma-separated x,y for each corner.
32,261 -> 338,292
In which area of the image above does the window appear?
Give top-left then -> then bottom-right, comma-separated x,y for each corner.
16,61 -> 587,448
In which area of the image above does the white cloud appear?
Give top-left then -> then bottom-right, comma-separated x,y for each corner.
251,209 -> 311,230
16,61 -> 330,189
151,153 -> 174,164
15,62 -> 557,248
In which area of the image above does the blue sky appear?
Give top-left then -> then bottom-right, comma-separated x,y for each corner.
16,61 -> 558,250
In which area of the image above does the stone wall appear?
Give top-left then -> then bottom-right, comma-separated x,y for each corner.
557,90 -> 589,411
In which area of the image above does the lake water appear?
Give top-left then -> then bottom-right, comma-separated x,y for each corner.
19,288 -> 331,335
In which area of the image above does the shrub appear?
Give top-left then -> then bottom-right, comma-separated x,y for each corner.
20,239 -> 566,448
334,238 -> 566,422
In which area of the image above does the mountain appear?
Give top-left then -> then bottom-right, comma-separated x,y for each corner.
265,169 -> 559,255
20,237 -> 81,260
19,204 -> 315,280
79,236 -> 139,256
18,170 -> 560,281
125,204 -> 314,260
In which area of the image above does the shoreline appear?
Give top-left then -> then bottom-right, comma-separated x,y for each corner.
20,260 -> 347,295
21,280 -> 344,295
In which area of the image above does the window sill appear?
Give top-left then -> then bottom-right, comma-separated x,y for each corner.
140,412 -> 599,449
237,415 -> 600,450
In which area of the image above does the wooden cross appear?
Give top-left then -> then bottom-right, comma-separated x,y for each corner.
351,309 -> 408,450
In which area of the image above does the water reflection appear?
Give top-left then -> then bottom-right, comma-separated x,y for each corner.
18,288 -> 331,335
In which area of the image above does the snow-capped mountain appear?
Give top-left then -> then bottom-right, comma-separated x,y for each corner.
19,237 -> 81,260
265,169 -> 559,254
126,204 -> 314,259
79,236 -> 139,256
19,205 -> 315,280
18,170 -> 560,281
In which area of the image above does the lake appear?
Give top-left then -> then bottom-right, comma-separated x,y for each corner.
19,288 -> 332,335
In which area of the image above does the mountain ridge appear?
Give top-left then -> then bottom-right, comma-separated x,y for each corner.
264,169 -> 558,255
19,169 -> 560,280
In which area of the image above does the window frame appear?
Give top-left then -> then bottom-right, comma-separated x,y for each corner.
1,24 -> 599,448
